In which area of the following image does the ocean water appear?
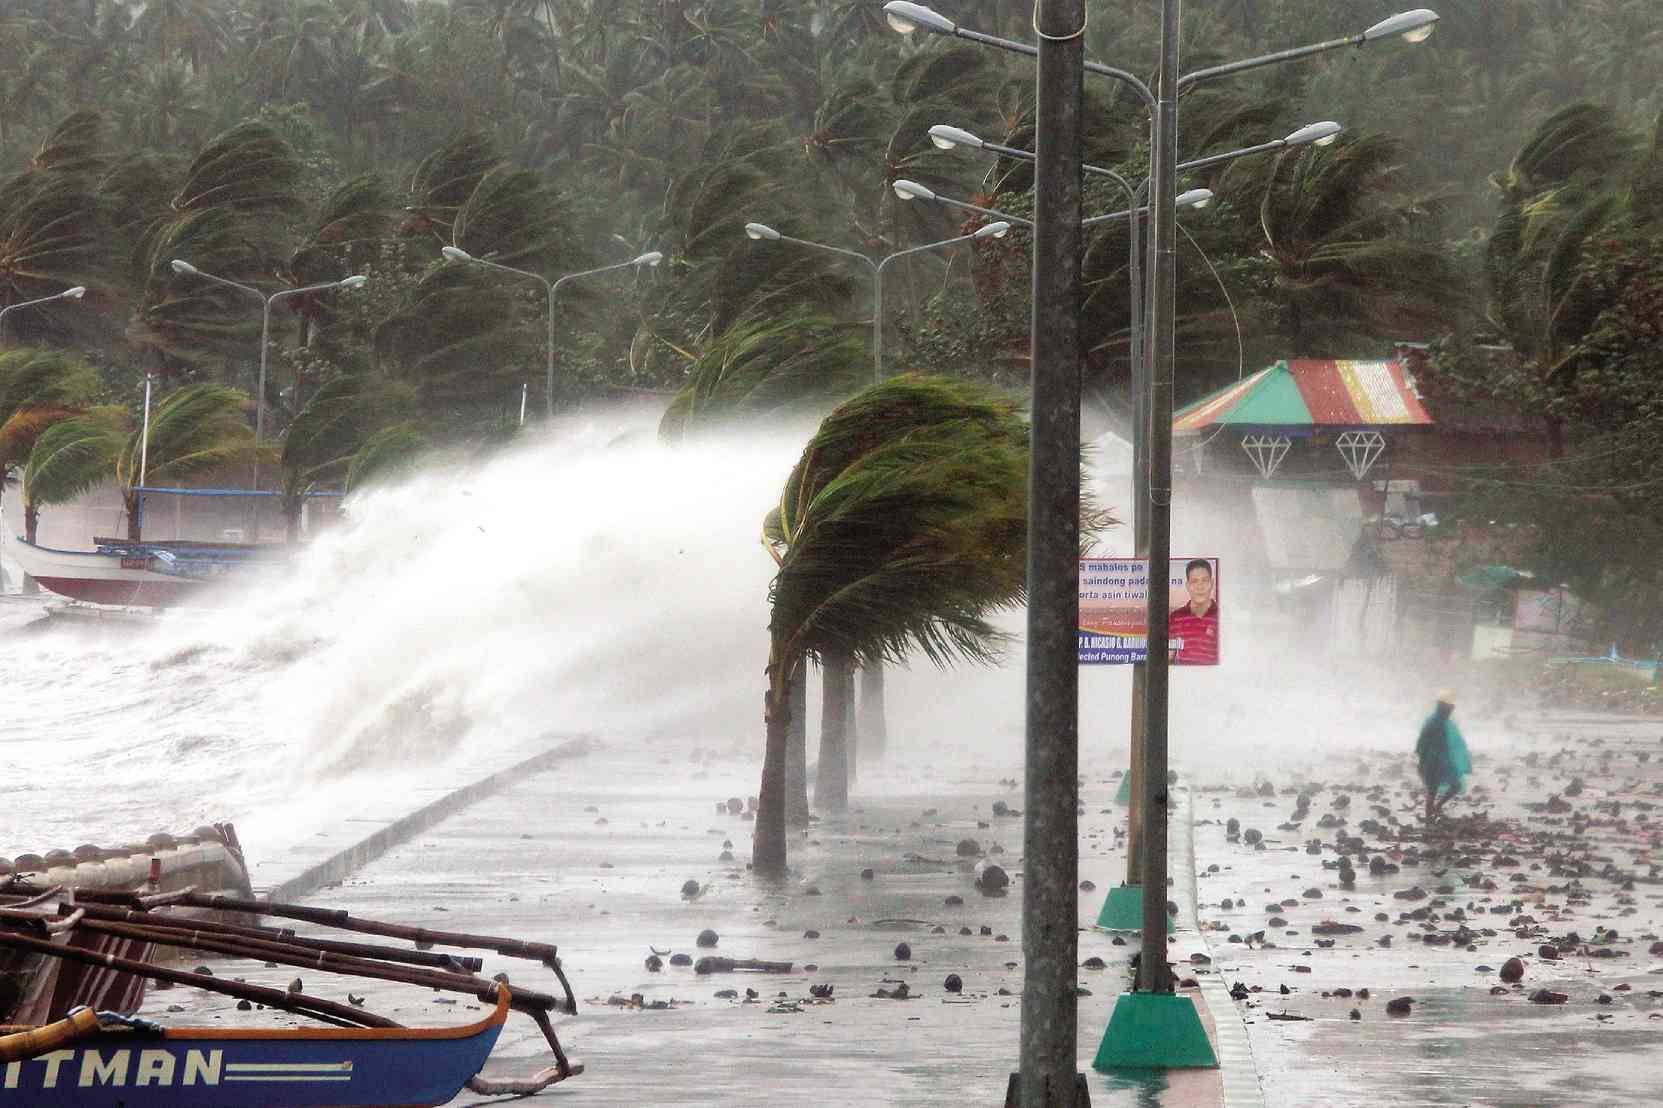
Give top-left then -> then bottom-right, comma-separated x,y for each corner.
0,409 -> 816,857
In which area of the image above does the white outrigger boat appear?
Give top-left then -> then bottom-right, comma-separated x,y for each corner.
1,525 -> 284,608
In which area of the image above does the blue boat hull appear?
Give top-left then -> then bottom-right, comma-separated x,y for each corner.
1,988 -> 507,1107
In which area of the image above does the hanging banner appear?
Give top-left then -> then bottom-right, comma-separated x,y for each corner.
1079,557 -> 1221,665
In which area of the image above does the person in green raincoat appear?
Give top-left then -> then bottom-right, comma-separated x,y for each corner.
1417,689 -> 1472,821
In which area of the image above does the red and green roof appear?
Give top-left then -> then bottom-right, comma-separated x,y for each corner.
1173,359 -> 1433,433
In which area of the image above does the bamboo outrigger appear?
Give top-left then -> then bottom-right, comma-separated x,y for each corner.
0,882 -> 584,1103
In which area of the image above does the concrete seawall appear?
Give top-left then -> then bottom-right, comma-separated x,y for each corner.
261,735 -> 596,902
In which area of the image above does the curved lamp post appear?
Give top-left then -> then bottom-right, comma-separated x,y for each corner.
743,220 -> 1010,382
169,261 -> 366,535
440,246 -> 663,420
0,286 -> 86,343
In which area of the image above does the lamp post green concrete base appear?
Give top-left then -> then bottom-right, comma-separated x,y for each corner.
1114,773 -> 1132,806
1095,884 -> 1173,932
1093,992 -> 1218,1070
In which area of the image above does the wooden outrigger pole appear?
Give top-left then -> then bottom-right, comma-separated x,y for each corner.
0,885 -> 584,1096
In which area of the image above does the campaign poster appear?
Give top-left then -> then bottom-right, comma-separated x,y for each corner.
1079,557 -> 1220,665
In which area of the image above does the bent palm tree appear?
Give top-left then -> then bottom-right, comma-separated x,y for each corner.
658,312 -> 868,440
279,373 -> 408,540
1243,133 -> 1467,353
755,377 -> 1032,874
22,405 -> 129,541
345,422 -> 429,493
0,347 -> 101,540
109,384 -> 255,541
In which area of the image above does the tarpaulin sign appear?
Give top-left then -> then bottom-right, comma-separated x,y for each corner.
1079,557 -> 1220,665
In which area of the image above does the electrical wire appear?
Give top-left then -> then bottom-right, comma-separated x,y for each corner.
1177,220 -> 1245,383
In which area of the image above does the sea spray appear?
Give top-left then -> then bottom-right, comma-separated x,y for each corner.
1,409 -> 814,852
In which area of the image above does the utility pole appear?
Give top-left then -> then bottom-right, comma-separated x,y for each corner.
1017,0 -> 1086,1101
1137,0 -> 1181,996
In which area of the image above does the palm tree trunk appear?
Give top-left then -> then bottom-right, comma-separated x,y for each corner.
785,659 -> 809,827
284,492 -> 304,542
125,491 -> 142,542
858,662 -> 889,760
814,649 -> 852,811
753,661 -> 791,877
22,498 -> 40,595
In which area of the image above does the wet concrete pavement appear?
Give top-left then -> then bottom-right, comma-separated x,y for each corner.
133,710 -> 1663,1105
1196,711 -> 1663,1106
141,743 -> 1225,1106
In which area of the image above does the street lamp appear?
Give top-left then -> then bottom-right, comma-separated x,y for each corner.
0,286 -> 87,342
891,178 -> 1212,227
743,221 -> 1010,382
929,120 -> 1341,173
440,246 -> 663,420
888,0 -> 1442,1089
884,2 -> 1437,89
928,121 -> 1340,385
169,260 -> 367,533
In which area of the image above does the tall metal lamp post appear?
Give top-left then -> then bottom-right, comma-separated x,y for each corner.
168,260 -> 367,529
886,0 -> 1441,1095
0,286 -> 87,342
440,246 -> 663,420
741,220 -> 1010,383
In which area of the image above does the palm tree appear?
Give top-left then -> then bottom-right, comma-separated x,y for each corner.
658,312 -> 868,440
134,0 -> 230,72
0,22 -> 60,149
117,60 -> 209,148
1229,133 -> 1468,353
344,422 -> 428,492
21,405 -> 128,542
0,347 -> 101,540
33,384 -> 259,543
1486,104 -> 1638,370
0,178 -> 113,345
121,384 -> 256,540
371,264 -> 532,430
451,164 -> 580,273
278,372 -> 406,539
242,0 -> 337,102
30,108 -> 109,178
403,131 -> 504,246
755,376 -> 1032,872
289,172 -> 398,354
170,121 -> 304,217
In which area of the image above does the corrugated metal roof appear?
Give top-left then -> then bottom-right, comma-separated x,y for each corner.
1174,360 -> 1433,433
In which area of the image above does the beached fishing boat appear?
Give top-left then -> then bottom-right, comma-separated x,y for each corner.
1,526 -> 287,607
0,826 -> 253,1026
0,885 -> 584,1102
0,983 -> 522,1107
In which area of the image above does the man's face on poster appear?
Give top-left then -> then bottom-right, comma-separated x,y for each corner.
1186,565 -> 1214,608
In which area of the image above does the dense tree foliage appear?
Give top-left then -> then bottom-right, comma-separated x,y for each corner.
1,1 -> 1660,622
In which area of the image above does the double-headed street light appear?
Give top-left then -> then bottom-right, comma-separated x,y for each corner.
928,120 -> 1340,392
884,2 -> 1439,70
0,286 -> 87,342
169,261 -> 366,532
891,179 -> 1213,227
440,246 -> 663,420
743,221 -> 1009,383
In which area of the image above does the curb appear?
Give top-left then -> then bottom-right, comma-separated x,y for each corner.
264,735 -> 596,902
1173,786 -> 1266,1108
